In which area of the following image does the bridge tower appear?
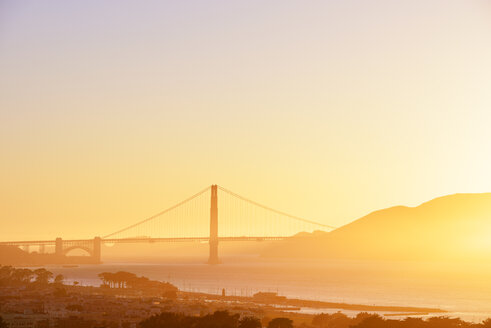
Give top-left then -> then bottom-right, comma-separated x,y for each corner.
55,238 -> 63,258
208,184 -> 220,264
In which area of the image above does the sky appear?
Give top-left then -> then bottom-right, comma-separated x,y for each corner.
0,0 -> 490,240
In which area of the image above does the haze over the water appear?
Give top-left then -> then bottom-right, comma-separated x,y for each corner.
1,0 -> 491,241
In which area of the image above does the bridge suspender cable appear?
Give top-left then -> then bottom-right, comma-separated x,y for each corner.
217,185 -> 337,230
102,185 -> 212,239
103,184 -> 337,239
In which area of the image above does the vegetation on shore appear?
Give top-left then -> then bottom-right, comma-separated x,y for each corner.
140,311 -> 284,328
98,270 -> 178,297
141,311 -> 491,328
0,265 -> 63,287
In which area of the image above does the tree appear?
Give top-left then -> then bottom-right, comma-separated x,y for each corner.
313,312 -> 350,328
351,314 -> 387,328
0,316 -> 6,328
98,272 -> 111,287
268,318 -> 293,328
129,276 -> 150,289
199,311 -> 239,328
403,317 -> 426,328
12,268 -> 34,284
33,268 -> 53,285
98,272 -> 120,288
425,317 -> 468,328
54,274 -> 64,285
0,266 -> 13,281
140,312 -> 195,328
313,313 -> 331,327
239,316 -> 262,328
115,271 -> 137,288
326,312 -> 350,328
98,271 -> 178,293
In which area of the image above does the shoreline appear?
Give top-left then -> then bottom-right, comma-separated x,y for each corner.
16,262 -> 450,317
180,291 -> 446,315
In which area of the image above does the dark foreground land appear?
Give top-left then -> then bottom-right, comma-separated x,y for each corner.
0,265 -> 487,328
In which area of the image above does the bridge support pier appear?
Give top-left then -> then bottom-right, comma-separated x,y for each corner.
209,240 -> 219,264
93,237 -> 101,263
208,185 -> 220,264
55,238 -> 63,258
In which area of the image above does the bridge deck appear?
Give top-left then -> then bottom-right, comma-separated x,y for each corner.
0,236 -> 288,246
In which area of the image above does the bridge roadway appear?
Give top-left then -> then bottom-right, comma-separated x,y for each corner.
0,236 -> 288,247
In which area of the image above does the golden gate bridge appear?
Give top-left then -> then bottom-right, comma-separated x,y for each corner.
0,185 -> 335,264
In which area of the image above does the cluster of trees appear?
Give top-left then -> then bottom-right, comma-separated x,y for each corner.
98,271 -> 178,296
140,311 -> 491,328
312,312 -> 491,328
0,265 -> 64,286
140,311 -> 293,328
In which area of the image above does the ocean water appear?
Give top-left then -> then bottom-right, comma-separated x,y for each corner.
44,258 -> 491,323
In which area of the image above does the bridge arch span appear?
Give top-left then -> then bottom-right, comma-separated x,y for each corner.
63,246 -> 93,257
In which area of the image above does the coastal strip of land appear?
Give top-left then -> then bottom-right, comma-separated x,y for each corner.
182,291 -> 445,314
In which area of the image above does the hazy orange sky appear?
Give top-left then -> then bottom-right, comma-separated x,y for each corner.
0,0 -> 490,240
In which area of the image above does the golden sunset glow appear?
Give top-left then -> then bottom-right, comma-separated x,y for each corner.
1,0 -> 490,242
2,1 -> 491,326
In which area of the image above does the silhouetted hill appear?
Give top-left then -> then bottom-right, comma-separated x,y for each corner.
0,245 -> 31,264
262,193 -> 491,261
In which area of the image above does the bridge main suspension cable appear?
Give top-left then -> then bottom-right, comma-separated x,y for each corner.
103,185 -> 211,239
217,185 -> 337,230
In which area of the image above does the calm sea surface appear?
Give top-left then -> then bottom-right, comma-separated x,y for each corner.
44,258 -> 491,323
